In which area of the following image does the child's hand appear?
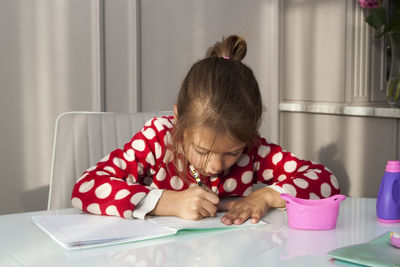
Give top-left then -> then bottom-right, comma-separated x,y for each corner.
150,186 -> 219,220
219,187 -> 285,225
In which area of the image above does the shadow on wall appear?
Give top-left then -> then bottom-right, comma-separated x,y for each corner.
21,185 -> 49,212
318,143 -> 350,196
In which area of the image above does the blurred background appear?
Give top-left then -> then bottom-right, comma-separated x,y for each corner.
0,0 -> 398,215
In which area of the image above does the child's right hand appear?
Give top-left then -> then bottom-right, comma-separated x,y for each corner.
149,187 -> 219,220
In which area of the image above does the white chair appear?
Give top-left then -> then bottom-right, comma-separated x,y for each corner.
47,111 -> 173,210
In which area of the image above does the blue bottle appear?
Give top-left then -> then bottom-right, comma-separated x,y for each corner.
376,160 -> 400,223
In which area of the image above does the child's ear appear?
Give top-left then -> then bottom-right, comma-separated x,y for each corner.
173,105 -> 178,121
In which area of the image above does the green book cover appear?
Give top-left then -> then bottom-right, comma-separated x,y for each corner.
328,232 -> 400,267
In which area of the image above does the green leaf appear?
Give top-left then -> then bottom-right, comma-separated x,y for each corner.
365,7 -> 387,29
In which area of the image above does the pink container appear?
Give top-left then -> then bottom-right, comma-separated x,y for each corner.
280,193 -> 346,230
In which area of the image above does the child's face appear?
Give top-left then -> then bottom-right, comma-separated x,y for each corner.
184,127 -> 246,176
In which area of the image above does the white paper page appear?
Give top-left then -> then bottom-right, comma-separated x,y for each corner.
148,212 -> 267,230
32,214 -> 176,247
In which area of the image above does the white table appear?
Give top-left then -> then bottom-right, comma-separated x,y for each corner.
0,198 -> 399,267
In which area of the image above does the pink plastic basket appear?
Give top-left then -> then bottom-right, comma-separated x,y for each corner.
280,193 -> 346,230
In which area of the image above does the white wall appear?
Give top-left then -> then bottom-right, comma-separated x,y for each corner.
0,0 -> 102,214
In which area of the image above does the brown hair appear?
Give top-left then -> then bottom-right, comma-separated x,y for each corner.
171,35 -> 262,183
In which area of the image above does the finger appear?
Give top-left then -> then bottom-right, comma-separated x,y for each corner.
221,209 -> 241,225
250,209 -> 264,224
198,207 -> 210,218
221,215 -> 233,225
234,210 -> 252,225
201,200 -> 217,217
217,201 -> 234,212
201,190 -> 220,205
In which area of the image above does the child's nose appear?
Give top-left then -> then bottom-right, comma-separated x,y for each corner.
208,154 -> 225,175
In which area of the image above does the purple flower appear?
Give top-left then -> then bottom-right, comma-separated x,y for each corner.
358,0 -> 383,9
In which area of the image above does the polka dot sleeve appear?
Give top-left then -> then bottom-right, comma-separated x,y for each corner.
70,116 -> 172,219
253,137 -> 340,199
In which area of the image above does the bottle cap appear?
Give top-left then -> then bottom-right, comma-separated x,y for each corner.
386,161 -> 400,173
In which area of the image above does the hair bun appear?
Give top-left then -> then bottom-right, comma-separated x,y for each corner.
206,35 -> 247,61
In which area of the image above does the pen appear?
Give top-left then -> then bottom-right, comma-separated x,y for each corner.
189,165 -> 202,187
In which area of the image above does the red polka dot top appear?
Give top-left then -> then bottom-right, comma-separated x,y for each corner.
71,116 -> 340,218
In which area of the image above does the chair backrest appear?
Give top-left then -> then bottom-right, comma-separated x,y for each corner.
47,111 -> 173,210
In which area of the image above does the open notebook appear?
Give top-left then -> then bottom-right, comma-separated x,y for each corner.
32,212 -> 266,250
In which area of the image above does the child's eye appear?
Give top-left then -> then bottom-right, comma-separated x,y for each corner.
195,148 -> 209,155
228,149 -> 243,157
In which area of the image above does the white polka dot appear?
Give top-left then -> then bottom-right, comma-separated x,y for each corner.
212,186 -> 218,193
272,152 -> 283,165
115,189 -> 130,200
95,183 -> 112,199
132,139 -> 145,151
278,174 -> 287,181
176,159 -> 184,172
96,171 -> 109,176
154,120 -> 164,132
223,178 -> 237,192
330,175 -> 339,189
237,154 -> 250,167
145,152 -> 155,166
293,178 -> 309,189
130,192 -> 146,206
282,184 -> 297,196
143,128 -> 156,139
297,165 -> 309,172
71,197 -> 82,210
253,162 -> 260,172
124,149 -> 135,162
321,183 -> 332,197
154,142 -> 162,159
257,145 -> 271,158
309,193 -> 320,199
160,118 -> 173,128
110,177 -> 124,182
170,176 -> 184,190
99,154 -> 110,162
241,171 -> 253,184
123,210 -> 133,219
105,205 -> 120,216
79,179 -> 95,193
163,149 -> 173,164
210,177 -> 218,182
104,166 -> 116,175
156,167 -> 167,181
87,203 -> 101,215
262,169 -> 274,181
126,173 -> 137,184
163,133 -> 171,146
304,171 -> 319,180
243,186 -> 253,196
85,165 -> 97,172
308,169 -> 322,173
137,163 -> 144,176
77,172 -> 89,182
113,157 -> 127,170
284,160 -> 297,173
144,118 -> 153,127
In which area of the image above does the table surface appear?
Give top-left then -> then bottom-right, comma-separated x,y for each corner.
0,197 -> 399,267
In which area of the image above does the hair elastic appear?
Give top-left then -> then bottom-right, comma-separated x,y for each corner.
222,56 -> 230,60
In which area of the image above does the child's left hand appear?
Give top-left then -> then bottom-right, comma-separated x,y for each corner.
219,187 -> 285,225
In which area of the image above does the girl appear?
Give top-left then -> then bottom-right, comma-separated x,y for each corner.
71,35 -> 340,225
